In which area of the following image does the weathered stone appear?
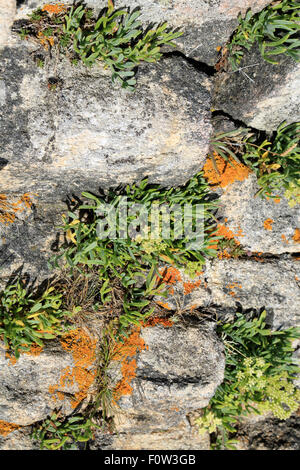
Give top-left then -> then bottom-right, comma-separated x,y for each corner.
214,45 -> 300,131
159,258 -> 300,330
90,422 -> 210,450
0,39 -> 212,197
0,0 -> 16,49
16,0 -> 272,65
235,413 -> 300,450
217,174 -> 300,254
111,323 -> 225,417
0,194 -> 64,287
0,425 -> 38,450
0,333 -> 96,426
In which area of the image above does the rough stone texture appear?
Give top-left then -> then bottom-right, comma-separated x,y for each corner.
235,413 -> 300,450
214,45 -> 300,131
0,39 -> 212,197
0,426 -> 39,450
111,323 -> 225,418
90,422 -> 210,450
217,174 -> 300,255
0,195 -> 64,288
0,338 -> 91,426
16,0 -> 272,65
0,0 -> 16,48
160,258 -> 300,330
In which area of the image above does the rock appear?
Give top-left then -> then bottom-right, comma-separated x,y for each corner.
17,1 -> 272,65
0,329 -> 97,426
0,0 -> 16,48
0,194 -> 64,287
235,413 -> 300,450
217,174 -> 300,255
90,422 -> 210,450
159,258 -> 300,330
0,425 -> 38,450
207,258 -> 300,329
214,45 -> 300,131
0,40 -> 212,196
111,323 -> 225,419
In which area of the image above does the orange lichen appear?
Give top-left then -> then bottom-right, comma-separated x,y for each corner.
0,421 -> 20,437
113,318 -> 173,402
226,282 -> 242,297
281,234 -> 289,244
49,329 -> 97,409
37,31 -> 55,50
183,279 -> 202,295
156,300 -> 172,310
293,228 -> 300,243
158,266 -> 182,285
0,193 -> 36,226
203,154 -> 251,188
143,317 -> 173,328
5,352 -> 17,366
112,327 -> 146,402
263,218 -> 273,231
207,222 -> 244,254
24,343 -> 44,356
42,3 -> 66,14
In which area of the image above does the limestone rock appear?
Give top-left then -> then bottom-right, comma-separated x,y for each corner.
214,45 -> 300,131
217,174 -> 300,255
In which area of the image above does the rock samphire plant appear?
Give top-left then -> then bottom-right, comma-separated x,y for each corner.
196,311 -> 300,449
20,1 -> 182,89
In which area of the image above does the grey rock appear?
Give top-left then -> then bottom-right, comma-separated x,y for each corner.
0,339 -> 81,426
90,422 -> 210,450
0,426 -> 39,450
0,195 -> 64,288
235,413 -> 300,450
0,0 -> 16,48
214,45 -> 300,131
158,258 -> 300,330
111,323 -> 225,418
217,174 -> 300,254
0,40 -> 212,196
16,0 -> 272,65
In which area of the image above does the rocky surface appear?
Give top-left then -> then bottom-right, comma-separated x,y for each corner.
214,45 -> 300,131
16,0 -> 272,65
159,258 -> 300,330
0,39 -> 212,196
0,425 -> 39,450
91,421 -> 210,450
0,332 -> 97,426
0,0 -> 16,48
217,174 -> 300,255
109,323 -> 225,425
235,413 -> 300,450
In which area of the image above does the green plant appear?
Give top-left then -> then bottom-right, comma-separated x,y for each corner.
228,0 -> 300,69
22,2 -> 182,89
31,413 -> 99,450
243,121 -> 300,199
0,282 -> 74,358
196,311 -> 300,449
52,175 -> 218,335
